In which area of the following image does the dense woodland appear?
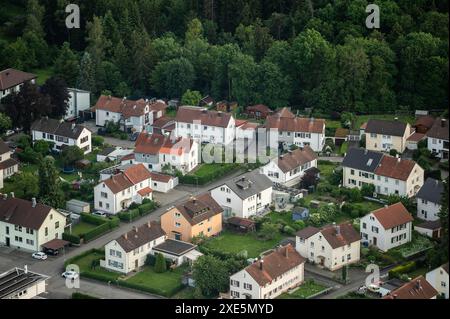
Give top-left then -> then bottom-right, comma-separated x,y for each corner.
0,0 -> 448,115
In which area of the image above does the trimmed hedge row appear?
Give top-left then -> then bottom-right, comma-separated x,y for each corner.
63,232 -> 81,245
117,279 -> 185,298
388,261 -> 416,279
72,292 -> 99,299
117,201 -> 159,222
80,212 -> 109,226
83,223 -> 111,242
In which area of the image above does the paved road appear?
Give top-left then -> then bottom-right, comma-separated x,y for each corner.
0,166 -> 248,299
82,120 -> 135,148
318,156 -> 344,163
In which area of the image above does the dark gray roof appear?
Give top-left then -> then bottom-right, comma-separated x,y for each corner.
31,118 -> 90,139
0,140 -> 10,154
152,239 -> 196,256
0,198 -> 54,230
115,221 -> 166,253
416,178 -> 444,204
219,171 -> 272,200
0,268 -> 49,299
98,147 -> 116,156
415,220 -> 441,230
365,119 -> 408,136
342,148 -> 384,173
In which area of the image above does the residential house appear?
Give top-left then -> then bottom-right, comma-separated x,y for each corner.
414,115 -> 435,134
94,164 -> 153,215
174,106 -> 236,145
360,202 -> 413,252
149,172 -> 177,193
416,178 -> 444,221
101,221 -> 166,274
150,116 -> 175,135
0,68 -> 36,100
383,276 -> 438,299
199,95 -> 214,107
406,132 -> 426,150
265,108 -> 326,152
0,140 -> 19,189
426,264 -> 449,299
0,268 -> 49,299
65,88 -> 91,120
244,104 -> 273,119
95,95 -> 167,133
365,119 -> 412,153
210,171 -> 273,219
31,118 -> 92,154
427,118 -> 449,159
342,148 -> 424,198
415,220 -> 442,239
229,244 -> 305,299
235,120 -> 259,141
152,239 -> 203,266
295,223 -> 360,271
160,193 -> 223,242
260,146 -> 318,187
0,196 -> 68,252
134,132 -> 199,174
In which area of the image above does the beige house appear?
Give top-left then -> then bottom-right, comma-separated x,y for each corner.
0,197 -> 68,252
365,119 -> 412,153
342,148 -> 424,198
0,140 -> 19,189
295,223 -> 361,271
0,268 -> 49,299
229,245 -> 305,299
160,193 -> 223,242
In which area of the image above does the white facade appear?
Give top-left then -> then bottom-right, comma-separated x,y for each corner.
102,234 -> 166,274
175,117 -> 236,145
417,198 -> 441,221
428,136 -> 449,159
150,177 -> 177,193
267,129 -> 325,152
96,109 -> 122,127
260,158 -> 317,187
31,127 -> 92,154
229,263 -> 304,299
295,231 -> 360,271
94,176 -> 153,215
0,208 -> 67,252
210,184 -> 272,219
426,266 -> 449,299
360,214 -> 412,252
65,88 -> 90,120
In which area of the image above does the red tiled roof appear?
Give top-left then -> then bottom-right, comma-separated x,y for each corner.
265,114 -> 325,134
276,107 -> 295,118
137,187 -> 153,196
0,158 -> 18,170
427,118 -> 449,140
175,106 -> 232,128
120,153 -> 135,162
320,223 -> 361,249
123,164 -> 152,184
135,132 -> 192,156
95,95 -> 167,118
245,245 -> 305,286
173,193 -> 223,226
276,146 -> 317,173
0,198 -> 55,230
103,164 -> 151,194
0,68 -> 36,90
383,276 -> 438,299
246,104 -> 271,113
371,202 -> 414,229
407,132 -> 426,142
149,172 -> 173,183
374,156 -> 416,181
415,115 -> 435,129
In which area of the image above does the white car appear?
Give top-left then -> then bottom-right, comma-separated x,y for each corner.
62,271 -> 79,280
5,130 -> 15,137
92,211 -> 107,218
32,252 -> 48,260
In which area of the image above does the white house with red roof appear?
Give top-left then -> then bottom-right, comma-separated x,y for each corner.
134,132 -> 199,174
265,108 -> 326,152
174,106 -> 235,145
95,95 -> 167,133
94,164 -> 153,215
360,202 -> 413,252
0,68 -> 36,100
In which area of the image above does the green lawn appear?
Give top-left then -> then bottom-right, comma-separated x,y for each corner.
70,222 -> 98,236
191,163 -> 237,178
126,265 -> 187,297
32,68 -> 54,85
318,161 -> 339,179
202,231 -> 283,258
339,141 -> 349,155
73,250 -> 121,282
278,280 -> 328,299
388,234 -> 434,258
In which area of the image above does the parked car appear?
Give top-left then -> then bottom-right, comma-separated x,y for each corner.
129,132 -> 140,141
5,130 -> 15,137
62,271 -> 79,280
92,211 -> 107,218
97,127 -> 107,136
32,252 -> 48,260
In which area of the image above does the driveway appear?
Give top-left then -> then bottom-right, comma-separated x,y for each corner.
82,120 -> 135,148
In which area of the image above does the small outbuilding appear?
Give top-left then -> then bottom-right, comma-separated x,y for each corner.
226,216 -> 256,233
292,207 -> 309,221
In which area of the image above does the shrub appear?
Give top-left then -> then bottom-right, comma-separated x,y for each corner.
389,261 -> 416,279
80,212 -> 107,226
389,149 -> 398,157
138,202 -> 158,216
63,232 -> 81,245
83,223 -> 111,242
118,209 -> 140,222
361,184 -> 375,197
154,253 -> 168,273
72,292 -> 98,299
282,225 -> 296,236
258,222 -> 279,241
293,220 -> 306,230
92,136 -> 104,147
439,161 -> 449,171
347,188 -> 362,202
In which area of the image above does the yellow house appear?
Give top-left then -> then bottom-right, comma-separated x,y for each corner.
160,193 -> 223,242
365,119 -> 412,153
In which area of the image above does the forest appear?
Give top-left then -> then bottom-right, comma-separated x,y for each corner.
0,0 -> 448,115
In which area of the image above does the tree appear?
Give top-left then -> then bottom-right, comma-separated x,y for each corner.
386,194 -> 415,213
361,184 -> 375,197
150,58 -> 195,98
181,90 -> 202,106
154,253 -> 167,273
0,113 -> 12,135
258,222 -> 279,241
33,140 -> 52,157
192,255 -> 229,297
438,177 -> 448,263
3,82 -> 52,133
255,61 -> 291,108
77,52 -> 96,93
61,146 -> 84,168
38,157 -> 65,208
10,171 -> 39,200
54,42 -> 79,87
340,112 -> 356,129
41,76 -> 70,118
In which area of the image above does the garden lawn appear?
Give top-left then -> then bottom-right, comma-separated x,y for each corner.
203,231 -> 283,258
32,68 -> 54,85
318,161 -> 338,180
191,163 -> 236,178
74,250 -> 120,281
278,280 -> 328,299
388,235 -> 434,258
125,265 -> 186,297
266,211 -> 298,229
70,222 -> 98,236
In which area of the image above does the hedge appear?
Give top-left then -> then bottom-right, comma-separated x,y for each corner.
63,232 -> 81,245
65,248 -> 105,267
80,212 -> 108,226
72,292 -> 99,299
138,202 -> 157,216
83,223 -> 112,242
117,279 -> 185,298
179,164 -> 240,185
117,209 -> 140,222
388,261 -> 416,279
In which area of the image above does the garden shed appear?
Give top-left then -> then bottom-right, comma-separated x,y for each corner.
292,207 -> 309,221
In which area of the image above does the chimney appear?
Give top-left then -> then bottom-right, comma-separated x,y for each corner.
333,222 -> 340,235
397,157 -> 401,163
441,119 -> 446,127
285,246 -> 289,258
124,232 -> 128,240
71,123 -> 76,130
416,279 -> 422,290
10,192 -> 14,198
133,226 -> 138,233
24,265 -> 28,274
259,259 -> 264,270
147,221 -> 152,228
32,198 -> 37,208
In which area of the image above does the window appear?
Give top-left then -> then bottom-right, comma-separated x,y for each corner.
231,280 -> 240,287
45,227 -> 48,236
80,136 -> 89,144
231,291 -> 240,298
244,283 -> 252,290
226,198 -> 231,203
55,221 -> 59,229
175,212 -> 181,218
15,225 -> 22,232
26,228 -> 34,235
362,223 -> 366,229
370,133 -> 377,138
175,222 -> 181,227
26,239 -> 34,246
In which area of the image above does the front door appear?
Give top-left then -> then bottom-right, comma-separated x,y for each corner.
174,232 -> 181,240
373,237 -> 377,246
5,237 -> 10,247
135,259 -> 139,269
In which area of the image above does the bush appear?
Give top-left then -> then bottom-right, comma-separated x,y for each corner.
92,136 -> 104,147
282,225 -> 296,236
138,202 -> 158,216
361,184 -> 375,197
389,261 -> 416,279
426,169 -> 441,180
80,212 -> 108,226
293,220 -> 306,230
389,149 -> 398,157
117,209 -> 140,222
439,161 -> 449,171
154,253 -> 168,273
83,223 -> 111,242
72,292 -> 99,299
63,232 -> 81,245
145,254 -> 173,269
117,279 -> 184,298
